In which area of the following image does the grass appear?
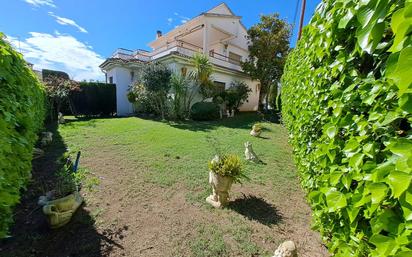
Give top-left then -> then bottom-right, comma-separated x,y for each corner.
48,113 -> 325,256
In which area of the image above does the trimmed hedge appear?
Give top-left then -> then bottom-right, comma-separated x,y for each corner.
0,34 -> 45,237
190,102 -> 220,121
70,82 -> 116,116
282,1 -> 412,256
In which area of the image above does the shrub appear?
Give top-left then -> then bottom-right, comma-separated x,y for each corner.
190,102 -> 220,121
281,1 -> 412,256
208,154 -> 246,183
70,82 -> 116,116
129,63 -> 171,119
169,73 -> 198,120
223,81 -> 252,112
0,34 -> 45,237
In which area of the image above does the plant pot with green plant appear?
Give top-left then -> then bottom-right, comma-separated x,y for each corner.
250,123 -> 263,137
206,154 -> 246,208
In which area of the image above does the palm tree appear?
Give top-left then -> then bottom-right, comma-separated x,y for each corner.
191,53 -> 215,100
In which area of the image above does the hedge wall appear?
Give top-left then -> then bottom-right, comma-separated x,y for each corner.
70,82 -> 116,116
0,34 -> 45,237
282,1 -> 412,256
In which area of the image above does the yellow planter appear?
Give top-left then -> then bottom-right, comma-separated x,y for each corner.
42,192 -> 83,228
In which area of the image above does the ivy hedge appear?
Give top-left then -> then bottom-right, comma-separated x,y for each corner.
281,0 -> 412,256
0,34 -> 46,237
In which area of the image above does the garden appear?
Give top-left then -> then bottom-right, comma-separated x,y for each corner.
0,0 -> 411,256
0,114 -> 328,257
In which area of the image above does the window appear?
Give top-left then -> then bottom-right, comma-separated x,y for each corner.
181,67 -> 187,77
214,81 -> 226,94
109,76 -> 113,84
130,71 -> 135,82
228,51 -> 242,65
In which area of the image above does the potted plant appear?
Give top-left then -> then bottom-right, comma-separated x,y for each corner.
250,123 -> 263,137
206,154 -> 246,208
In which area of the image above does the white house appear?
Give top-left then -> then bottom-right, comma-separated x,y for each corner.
100,3 -> 260,116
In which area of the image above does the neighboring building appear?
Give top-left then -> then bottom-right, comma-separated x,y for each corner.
100,3 -> 260,116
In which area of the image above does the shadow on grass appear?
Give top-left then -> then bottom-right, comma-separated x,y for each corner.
0,122 -> 122,257
228,194 -> 282,227
166,112 -> 264,132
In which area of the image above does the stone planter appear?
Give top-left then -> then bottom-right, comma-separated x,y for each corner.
42,192 -> 83,228
206,171 -> 234,208
250,129 -> 261,137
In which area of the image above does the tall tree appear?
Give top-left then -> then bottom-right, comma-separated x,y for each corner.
242,14 -> 291,111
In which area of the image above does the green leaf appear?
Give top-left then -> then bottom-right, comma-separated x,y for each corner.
399,93 -> 412,114
326,189 -> 347,212
349,153 -> 365,170
400,187 -> 412,220
325,124 -> 337,139
389,47 -> 412,95
368,183 -> 388,204
387,138 -> 412,157
387,170 -> 412,198
339,8 -> 355,29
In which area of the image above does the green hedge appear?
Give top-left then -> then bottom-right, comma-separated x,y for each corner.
0,34 -> 46,237
282,1 -> 412,256
190,102 -> 220,121
70,82 -> 116,116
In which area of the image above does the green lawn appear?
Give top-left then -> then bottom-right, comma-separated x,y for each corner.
49,113 -> 328,256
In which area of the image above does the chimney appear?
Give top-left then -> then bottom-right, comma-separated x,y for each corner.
156,30 -> 162,39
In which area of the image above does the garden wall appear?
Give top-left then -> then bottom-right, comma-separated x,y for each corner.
0,34 -> 46,237
281,1 -> 412,256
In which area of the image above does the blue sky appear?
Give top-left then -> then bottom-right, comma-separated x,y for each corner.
1,0 -> 321,81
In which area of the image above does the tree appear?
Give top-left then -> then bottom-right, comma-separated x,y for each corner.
44,75 -> 79,121
224,81 -> 252,112
242,13 -> 291,111
169,73 -> 198,119
130,63 -> 172,119
190,53 -> 217,100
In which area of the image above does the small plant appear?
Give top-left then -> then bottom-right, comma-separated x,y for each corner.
208,154 -> 246,183
252,123 -> 263,132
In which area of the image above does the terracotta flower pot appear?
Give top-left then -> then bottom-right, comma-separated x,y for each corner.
206,171 -> 234,208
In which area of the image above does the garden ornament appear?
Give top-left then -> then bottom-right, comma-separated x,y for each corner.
226,110 -> 231,117
272,240 -> 297,257
244,141 -> 259,162
41,132 -> 53,147
206,171 -> 233,208
42,191 -> 83,229
58,112 -> 65,124
231,110 -> 235,117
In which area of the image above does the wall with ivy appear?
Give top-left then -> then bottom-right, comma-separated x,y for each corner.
0,34 -> 46,237
282,0 -> 412,256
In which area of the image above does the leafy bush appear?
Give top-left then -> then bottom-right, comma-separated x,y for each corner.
128,63 -> 171,119
208,154 -> 246,183
169,73 -> 198,120
0,34 -> 45,237
190,102 -> 220,121
252,123 -> 263,133
281,1 -> 412,256
223,81 -> 252,112
70,82 -> 116,116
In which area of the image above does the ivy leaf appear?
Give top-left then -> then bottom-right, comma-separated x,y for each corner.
370,234 -> 396,256
325,124 -> 337,139
349,153 -> 365,170
388,47 -> 412,95
400,187 -> 412,221
326,189 -> 347,212
399,93 -> 412,114
386,171 -> 412,198
339,8 -> 355,29
368,183 -> 389,204
387,138 -> 412,157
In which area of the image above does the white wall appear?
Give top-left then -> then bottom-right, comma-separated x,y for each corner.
107,67 -> 134,116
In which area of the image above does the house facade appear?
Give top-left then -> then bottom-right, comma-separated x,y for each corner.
100,3 -> 260,116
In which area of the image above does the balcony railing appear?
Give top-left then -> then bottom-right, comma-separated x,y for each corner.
111,48 -> 151,61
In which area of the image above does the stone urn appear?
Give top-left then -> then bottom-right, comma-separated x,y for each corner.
272,241 -> 297,257
206,171 -> 234,208
42,192 -> 83,228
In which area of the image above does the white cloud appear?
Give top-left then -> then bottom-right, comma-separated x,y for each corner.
171,12 -> 190,25
6,32 -> 105,81
167,17 -> 173,25
24,0 -> 56,8
48,12 -> 88,33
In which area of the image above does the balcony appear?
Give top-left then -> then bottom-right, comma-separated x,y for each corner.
111,48 -> 151,62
